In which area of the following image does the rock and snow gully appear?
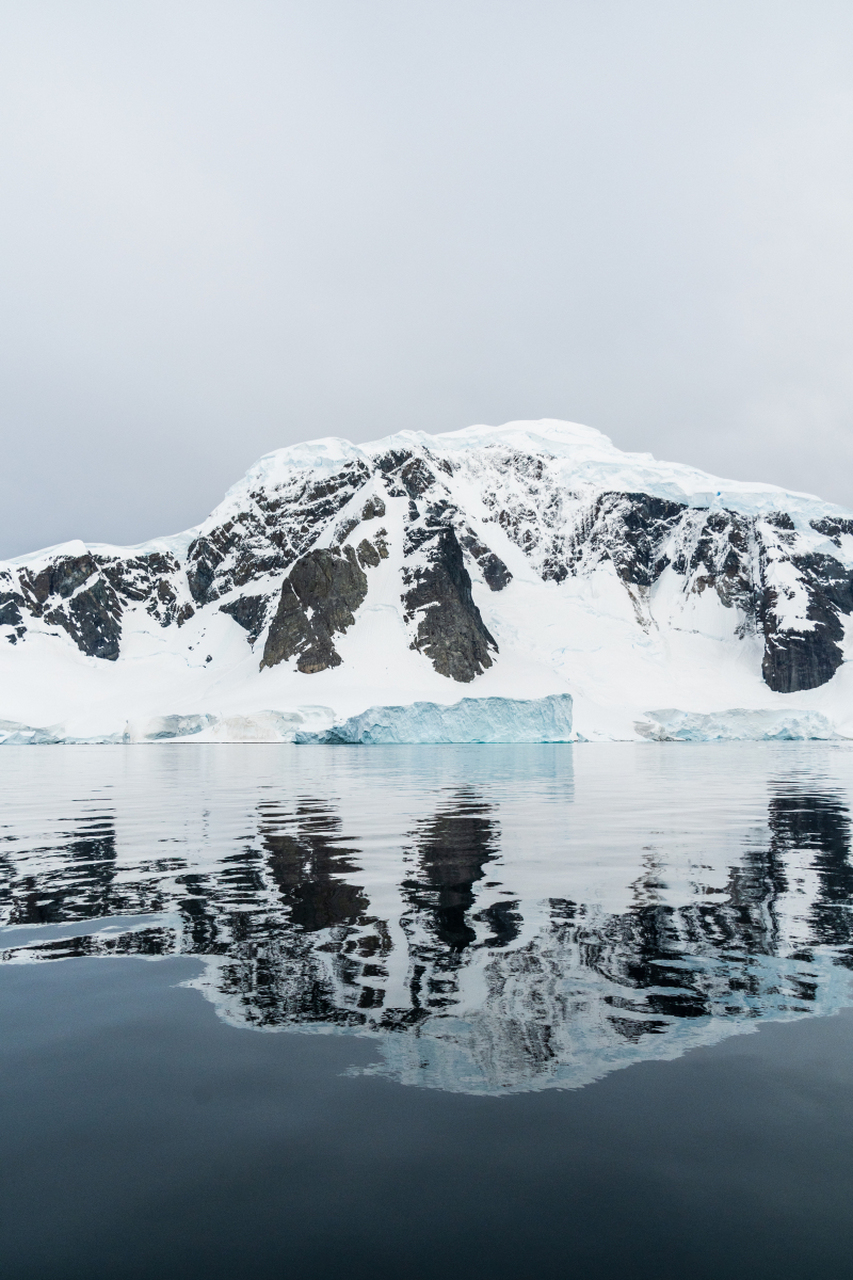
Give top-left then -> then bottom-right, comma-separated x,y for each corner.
2,418 -> 853,743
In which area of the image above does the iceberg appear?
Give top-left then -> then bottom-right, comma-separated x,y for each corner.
294,693 -> 573,745
0,719 -> 65,745
635,707 -> 838,742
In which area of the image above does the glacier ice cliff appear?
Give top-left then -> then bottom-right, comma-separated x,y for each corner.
295,693 -> 574,744
0,697 -> 573,745
635,707 -> 837,742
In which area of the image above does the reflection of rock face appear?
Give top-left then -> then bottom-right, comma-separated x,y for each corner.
771,790 -> 853,952
3,764 -> 853,1093
405,794 -> 500,956
261,799 -> 368,933
15,812 -> 119,925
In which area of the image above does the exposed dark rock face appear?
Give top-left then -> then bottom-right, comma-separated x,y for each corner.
376,449 -> 436,498
764,511 -> 796,532
261,581 -> 333,674
567,492 -> 685,588
479,454 -> 692,589
356,539 -> 381,569
378,448 -> 511,593
761,626 -> 844,693
0,549 -> 197,657
219,594 -> 269,644
795,553 -> 853,616
261,547 -> 368,674
0,590 -> 25,635
18,554 -> 98,606
361,495 -> 386,520
759,552 -> 852,692
185,541 -> 218,604
14,554 -> 123,660
812,515 -> 853,543
479,452 -> 853,692
97,552 -> 194,628
332,515 -> 360,545
672,509 -> 756,613
458,531 -> 512,591
403,522 -> 496,682
186,459 -> 371,605
46,582 -> 122,660
478,448 -> 573,581
398,456 -> 438,498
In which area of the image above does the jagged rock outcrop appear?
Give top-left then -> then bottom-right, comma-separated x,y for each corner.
15,553 -> 123,660
260,546 -> 368,673
219,594 -> 268,644
98,551 -> 194,629
403,522 -> 496,682
0,547 -> 194,656
0,586 -> 26,640
186,459 -> 371,605
759,549 -> 851,692
356,538 -> 382,569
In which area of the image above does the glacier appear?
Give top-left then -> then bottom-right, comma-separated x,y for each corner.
295,693 -> 574,744
635,707 -> 837,742
0,696 -> 573,745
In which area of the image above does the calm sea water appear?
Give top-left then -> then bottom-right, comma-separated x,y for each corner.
2,742 -> 853,1279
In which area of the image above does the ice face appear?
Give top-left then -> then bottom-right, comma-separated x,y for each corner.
296,693 -> 574,745
636,707 -> 837,741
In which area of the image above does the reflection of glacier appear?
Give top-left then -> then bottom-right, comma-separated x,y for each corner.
1,744 -> 853,1094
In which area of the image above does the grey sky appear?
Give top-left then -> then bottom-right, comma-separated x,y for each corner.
2,0 -> 853,557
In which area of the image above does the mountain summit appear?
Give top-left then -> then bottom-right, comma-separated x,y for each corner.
2,419 -> 852,742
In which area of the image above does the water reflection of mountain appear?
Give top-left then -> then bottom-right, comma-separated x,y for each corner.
2,748 -> 853,1094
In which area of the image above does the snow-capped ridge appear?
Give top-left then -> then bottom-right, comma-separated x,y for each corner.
12,420 -> 850,566
215,436 -> 370,516
214,418 -> 851,529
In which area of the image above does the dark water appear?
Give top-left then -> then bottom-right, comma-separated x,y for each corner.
2,743 -> 853,1279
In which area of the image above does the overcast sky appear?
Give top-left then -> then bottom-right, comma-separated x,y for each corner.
2,1 -> 853,556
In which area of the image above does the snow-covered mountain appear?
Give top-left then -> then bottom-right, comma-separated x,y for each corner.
2,418 -> 853,742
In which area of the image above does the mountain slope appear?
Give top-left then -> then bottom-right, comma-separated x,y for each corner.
2,419 -> 853,741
